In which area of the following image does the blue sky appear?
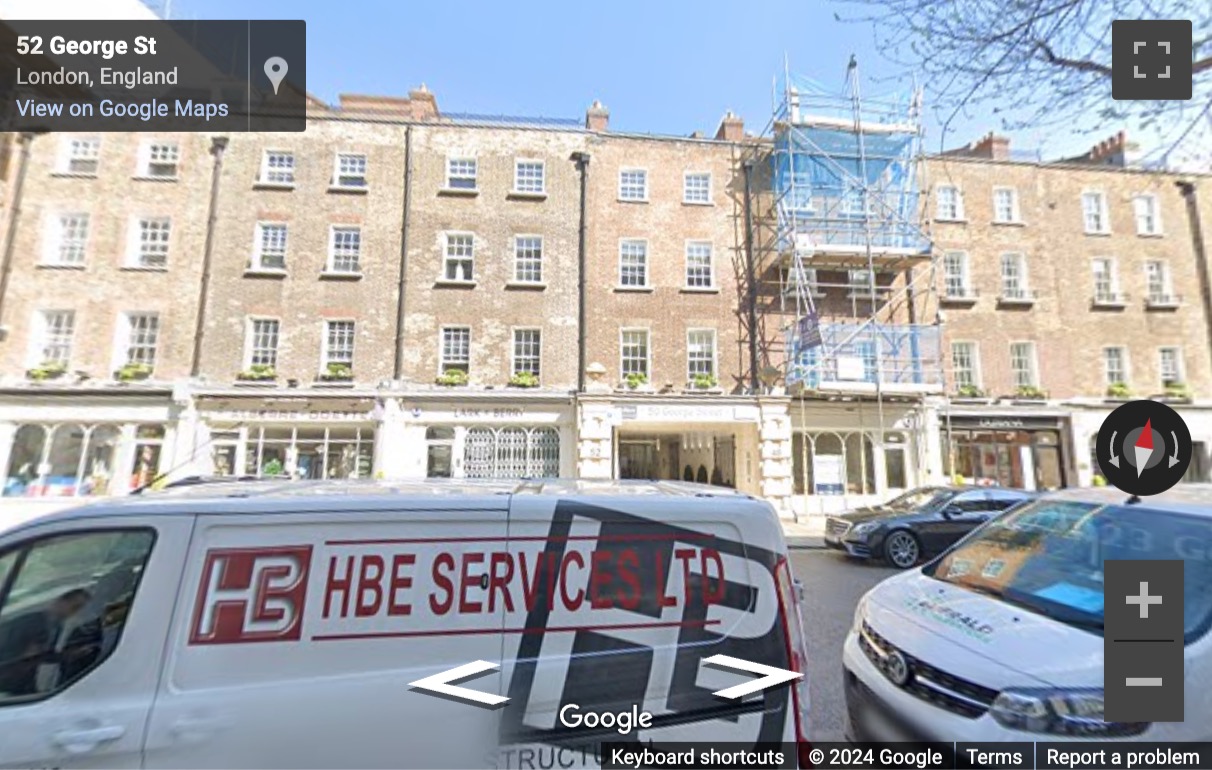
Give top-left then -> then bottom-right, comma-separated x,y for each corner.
167,0 -> 1110,158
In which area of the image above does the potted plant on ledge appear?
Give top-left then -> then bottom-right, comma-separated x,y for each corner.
1162,381 -> 1193,403
236,363 -> 277,383
26,361 -> 67,382
954,383 -> 988,401
1105,382 -> 1132,401
622,372 -> 649,391
115,362 -> 153,382
688,373 -> 719,392
436,369 -> 469,387
508,371 -> 539,388
319,362 -> 353,383
1011,384 -> 1048,402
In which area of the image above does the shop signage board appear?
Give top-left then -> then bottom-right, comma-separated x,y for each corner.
813,454 -> 845,494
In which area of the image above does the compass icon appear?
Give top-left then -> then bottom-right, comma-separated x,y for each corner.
1097,400 -> 1192,496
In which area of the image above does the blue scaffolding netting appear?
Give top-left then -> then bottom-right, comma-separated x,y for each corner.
787,322 -> 942,389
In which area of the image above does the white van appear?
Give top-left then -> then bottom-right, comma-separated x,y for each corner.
844,486 -> 1212,742
0,479 -> 810,769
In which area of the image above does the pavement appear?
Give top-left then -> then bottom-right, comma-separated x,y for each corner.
782,515 -> 827,549
789,548 -> 899,742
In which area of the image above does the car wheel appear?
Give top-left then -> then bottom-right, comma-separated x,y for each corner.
883,530 -> 920,569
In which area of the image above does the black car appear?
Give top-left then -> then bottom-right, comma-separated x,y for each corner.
823,485 -> 1036,568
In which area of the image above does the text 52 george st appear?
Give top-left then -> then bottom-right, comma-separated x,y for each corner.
16,35 -> 158,58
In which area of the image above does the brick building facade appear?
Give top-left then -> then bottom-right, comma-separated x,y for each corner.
0,85 -> 1210,527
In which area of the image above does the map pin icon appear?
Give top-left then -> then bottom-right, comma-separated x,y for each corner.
264,56 -> 288,95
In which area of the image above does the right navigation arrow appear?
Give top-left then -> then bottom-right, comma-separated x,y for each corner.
702,654 -> 803,699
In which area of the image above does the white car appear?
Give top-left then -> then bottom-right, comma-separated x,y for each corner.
0,479 -> 810,769
844,485 -> 1212,742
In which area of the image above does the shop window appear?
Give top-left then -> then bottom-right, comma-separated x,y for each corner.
237,425 -> 371,480
130,425 -> 164,490
844,433 -> 876,495
0,529 -> 154,703
45,425 -> 86,495
81,426 -> 120,496
792,430 -> 886,496
463,426 -> 560,479
4,425 -> 47,497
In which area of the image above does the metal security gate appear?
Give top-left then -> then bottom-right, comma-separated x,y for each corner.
463,426 -> 560,479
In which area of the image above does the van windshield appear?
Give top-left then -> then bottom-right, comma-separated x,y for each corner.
924,499 -> 1212,643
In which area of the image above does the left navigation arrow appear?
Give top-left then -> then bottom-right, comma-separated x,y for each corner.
408,660 -> 509,707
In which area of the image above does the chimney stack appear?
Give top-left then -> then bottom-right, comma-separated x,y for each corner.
586,100 -> 609,132
408,83 -> 439,120
715,110 -> 744,142
970,131 -> 1011,161
1086,130 -> 1139,167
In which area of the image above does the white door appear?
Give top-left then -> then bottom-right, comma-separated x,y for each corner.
0,515 -> 192,769
143,502 -> 509,769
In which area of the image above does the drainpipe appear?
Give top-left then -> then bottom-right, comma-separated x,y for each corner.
393,125 -> 414,380
571,151 -> 591,392
741,158 -> 759,394
189,136 -> 229,377
0,131 -> 43,335
1177,180 -> 1212,373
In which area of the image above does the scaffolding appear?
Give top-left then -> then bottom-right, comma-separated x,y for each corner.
748,58 -> 943,397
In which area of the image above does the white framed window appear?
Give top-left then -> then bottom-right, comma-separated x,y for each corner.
446,158 -> 477,190
620,329 -> 650,378
935,184 -> 963,220
119,312 -> 159,367
1103,346 -> 1129,386
139,141 -> 179,178
440,326 -> 471,375
245,318 -> 280,368
444,233 -> 475,282
1092,257 -> 1120,302
683,172 -> 711,204
619,239 -> 648,287
512,236 -> 543,284
328,227 -> 362,273
61,137 -> 100,175
332,153 -> 368,189
31,310 -> 75,366
254,223 -> 288,270
129,217 -> 171,267
942,251 -> 970,297
993,187 -> 1019,223
1145,260 -> 1173,303
260,150 -> 295,185
685,241 -> 713,288
323,320 -> 356,368
513,160 -> 545,194
1009,341 -> 1039,388
687,329 -> 716,381
1159,347 -> 1184,387
512,329 -> 541,377
781,266 -> 821,298
44,212 -> 89,265
951,341 -> 981,389
618,169 -> 648,202
1082,191 -> 1109,234
849,268 -> 879,297
1000,253 -> 1029,299
1134,194 -> 1161,235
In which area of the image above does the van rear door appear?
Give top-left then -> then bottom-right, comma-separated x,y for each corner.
496,493 -> 792,764
0,513 -> 191,769
143,497 -> 509,769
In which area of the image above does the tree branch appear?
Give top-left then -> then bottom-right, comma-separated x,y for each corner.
1034,39 -> 1113,76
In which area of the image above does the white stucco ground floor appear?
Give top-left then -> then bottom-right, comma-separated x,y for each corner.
2,384 -> 1210,531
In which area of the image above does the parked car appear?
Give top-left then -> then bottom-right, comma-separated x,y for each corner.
843,485 -> 1212,743
824,485 -> 1036,568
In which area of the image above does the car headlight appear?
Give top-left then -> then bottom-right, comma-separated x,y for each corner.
850,521 -> 881,538
851,595 -> 869,633
989,688 -> 1148,736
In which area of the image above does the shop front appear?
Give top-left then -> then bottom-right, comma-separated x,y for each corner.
191,393 -> 378,480
377,393 -> 575,480
0,387 -> 180,525
1067,400 -> 1212,487
788,396 -> 937,517
940,410 -> 1071,491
